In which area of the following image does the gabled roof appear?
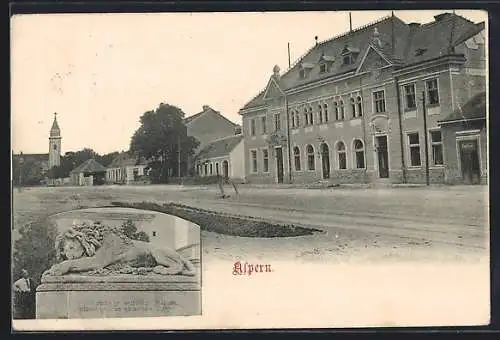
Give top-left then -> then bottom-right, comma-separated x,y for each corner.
196,134 -> 244,160
439,91 -> 486,124
183,105 -> 238,127
241,12 -> 484,111
108,152 -> 147,168
70,159 -> 107,174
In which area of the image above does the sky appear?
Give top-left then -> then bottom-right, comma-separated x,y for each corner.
11,10 -> 487,155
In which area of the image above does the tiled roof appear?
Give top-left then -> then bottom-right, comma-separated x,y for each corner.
70,159 -> 107,174
241,13 -> 483,110
108,152 -> 147,168
184,105 -> 238,127
196,134 -> 244,160
439,91 -> 486,123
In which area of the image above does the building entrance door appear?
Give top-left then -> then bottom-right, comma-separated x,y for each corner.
376,136 -> 389,178
459,139 -> 481,184
275,147 -> 284,184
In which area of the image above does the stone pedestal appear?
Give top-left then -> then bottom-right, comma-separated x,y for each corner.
36,274 -> 201,319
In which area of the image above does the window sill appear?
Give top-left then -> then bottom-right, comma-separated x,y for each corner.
429,165 -> 444,169
404,107 -> 417,112
407,166 -> 422,170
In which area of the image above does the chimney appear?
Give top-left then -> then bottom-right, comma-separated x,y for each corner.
409,22 -> 421,29
202,105 -> 210,111
434,13 -> 452,22
234,126 -> 242,135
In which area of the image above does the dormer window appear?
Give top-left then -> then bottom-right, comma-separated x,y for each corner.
343,54 -> 354,65
318,54 -> 335,73
341,46 -> 360,66
319,63 -> 328,73
298,62 -> 314,79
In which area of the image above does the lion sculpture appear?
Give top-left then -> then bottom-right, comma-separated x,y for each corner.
42,221 -> 197,277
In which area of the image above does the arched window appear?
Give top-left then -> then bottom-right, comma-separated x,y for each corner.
323,104 -> 329,122
353,139 -> 365,169
292,109 -> 301,128
350,97 -> 356,118
53,144 -> 57,151
216,162 -> 220,175
304,107 -> 309,126
336,141 -> 347,170
318,104 -> 323,124
356,96 -> 363,117
293,146 -> 301,171
334,101 -> 339,120
308,106 -> 314,125
209,163 -> 213,175
306,144 -> 315,170
339,100 -> 345,120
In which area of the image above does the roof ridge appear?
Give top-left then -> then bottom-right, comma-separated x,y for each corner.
288,14 -> 393,71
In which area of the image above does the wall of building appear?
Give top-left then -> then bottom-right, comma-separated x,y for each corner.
187,110 -> 237,152
229,140 -> 246,181
441,120 -> 487,184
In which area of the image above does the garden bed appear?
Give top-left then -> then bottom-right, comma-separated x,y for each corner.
111,201 -> 322,238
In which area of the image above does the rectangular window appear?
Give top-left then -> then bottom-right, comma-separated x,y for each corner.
261,116 -> 267,134
250,150 -> 258,173
262,149 -> 269,172
408,132 -> 421,167
426,79 -> 440,105
274,113 -> 281,131
404,84 -> 416,109
430,130 -> 443,166
323,105 -> 329,122
319,63 -> 327,73
373,90 -> 386,113
250,119 -> 256,136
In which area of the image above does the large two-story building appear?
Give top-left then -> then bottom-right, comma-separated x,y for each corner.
239,12 -> 486,185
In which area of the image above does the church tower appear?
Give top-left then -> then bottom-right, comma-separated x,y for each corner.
49,112 -> 62,168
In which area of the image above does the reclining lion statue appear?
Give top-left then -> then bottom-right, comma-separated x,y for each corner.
42,221 -> 196,278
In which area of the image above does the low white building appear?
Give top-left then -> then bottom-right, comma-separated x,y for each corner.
195,133 -> 245,182
106,152 -> 149,184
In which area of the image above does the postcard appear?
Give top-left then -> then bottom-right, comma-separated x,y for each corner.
11,9 -> 489,331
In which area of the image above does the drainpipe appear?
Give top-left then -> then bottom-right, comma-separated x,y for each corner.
422,91 -> 430,186
395,76 -> 407,183
285,94 -> 293,183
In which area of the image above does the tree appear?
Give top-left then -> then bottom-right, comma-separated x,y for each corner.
98,151 -> 120,167
12,157 -> 44,186
130,103 -> 199,183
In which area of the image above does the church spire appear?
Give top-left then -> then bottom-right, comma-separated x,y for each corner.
50,112 -> 60,137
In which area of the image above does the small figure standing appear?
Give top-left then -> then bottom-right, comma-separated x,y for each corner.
12,269 -> 35,319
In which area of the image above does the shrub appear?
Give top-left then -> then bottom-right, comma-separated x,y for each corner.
12,217 -> 59,288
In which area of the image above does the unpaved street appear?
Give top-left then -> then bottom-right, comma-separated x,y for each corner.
12,184 -> 489,264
